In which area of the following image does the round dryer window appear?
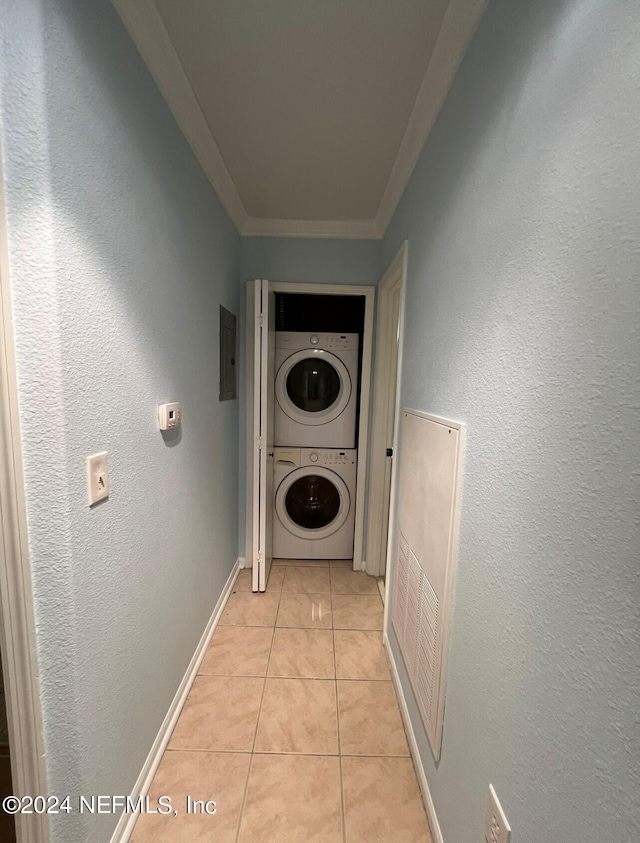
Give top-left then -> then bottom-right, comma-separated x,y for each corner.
287,358 -> 341,412
275,349 -> 351,426
276,466 -> 351,539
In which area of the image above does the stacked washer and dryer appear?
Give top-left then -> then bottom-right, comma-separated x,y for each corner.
273,332 -> 360,560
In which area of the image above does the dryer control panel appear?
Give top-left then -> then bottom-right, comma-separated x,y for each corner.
275,332 -> 359,351
308,334 -> 352,350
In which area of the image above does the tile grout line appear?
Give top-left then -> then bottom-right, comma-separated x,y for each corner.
196,673 -> 394,683
163,746 -> 412,757
219,623 -> 382,633
252,580 -> 283,753
234,578 -> 282,843
251,572 -> 282,753
234,751 -> 255,843
264,593 -> 281,680
332,625 -> 347,843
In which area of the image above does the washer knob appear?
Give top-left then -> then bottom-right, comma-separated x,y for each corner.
309,452 -> 319,462
310,335 -> 319,345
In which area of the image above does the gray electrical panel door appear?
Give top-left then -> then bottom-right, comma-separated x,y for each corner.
219,305 -> 237,401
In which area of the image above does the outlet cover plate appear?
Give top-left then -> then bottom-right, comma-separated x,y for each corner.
485,784 -> 511,843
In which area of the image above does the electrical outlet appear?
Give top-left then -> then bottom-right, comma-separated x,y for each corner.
485,784 -> 511,843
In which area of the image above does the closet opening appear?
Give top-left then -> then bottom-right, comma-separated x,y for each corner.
246,281 -> 374,592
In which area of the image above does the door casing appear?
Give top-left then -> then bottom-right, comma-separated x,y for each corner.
245,281 -> 375,571
365,241 -> 408,578
0,123 -> 50,843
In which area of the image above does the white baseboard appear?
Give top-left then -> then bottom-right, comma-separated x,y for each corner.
238,556 -> 247,568
110,558 -> 242,843
384,633 -> 444,843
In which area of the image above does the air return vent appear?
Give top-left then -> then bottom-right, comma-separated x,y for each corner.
393,531 -> 439,727
391,410 -> 464,760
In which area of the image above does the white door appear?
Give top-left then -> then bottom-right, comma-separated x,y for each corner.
378,286 -> 402,572
251,280 -> 276,592
366,242 -> 406,578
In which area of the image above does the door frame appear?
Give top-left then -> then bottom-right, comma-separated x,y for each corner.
246,281 -> 375,571
367,240 -> 409,584
365,242 -> 408,578
0,133 -> 49,843
250,281 -> 276,592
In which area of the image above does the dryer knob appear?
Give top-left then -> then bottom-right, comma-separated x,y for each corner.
309,452 -> 319,462
309,335 -> 319,345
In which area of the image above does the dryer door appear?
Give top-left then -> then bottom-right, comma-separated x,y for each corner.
275,349 -> 352,426
276,467 -> 351,540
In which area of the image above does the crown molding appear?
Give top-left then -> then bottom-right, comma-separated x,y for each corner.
242,216 -> 381,240
113,0 -> 248,232
114,0 -> 485,241
375,0 -> 487,234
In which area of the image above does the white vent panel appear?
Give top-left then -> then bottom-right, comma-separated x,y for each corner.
392,533 -> 410,643
390,410 -> 464,760
394,531 -> 440,729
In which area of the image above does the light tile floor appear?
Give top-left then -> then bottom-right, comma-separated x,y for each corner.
132,560 -> 433,843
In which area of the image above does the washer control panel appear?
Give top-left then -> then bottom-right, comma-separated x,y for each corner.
305,450 -> 356,466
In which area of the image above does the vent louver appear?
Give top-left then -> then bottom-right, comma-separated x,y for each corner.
393,530 -> 439,728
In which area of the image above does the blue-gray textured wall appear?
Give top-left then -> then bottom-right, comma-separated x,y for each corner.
240,236 -> 381,287
383,0 -> 640,840
0,1 -> 241,840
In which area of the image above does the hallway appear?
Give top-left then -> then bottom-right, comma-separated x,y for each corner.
0,1 -> 638,841
131,561 -> 432,842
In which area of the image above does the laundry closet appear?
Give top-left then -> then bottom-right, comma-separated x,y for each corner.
246,282 -> 374,592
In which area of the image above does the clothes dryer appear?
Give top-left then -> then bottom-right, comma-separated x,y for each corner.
274,332 -> 359,447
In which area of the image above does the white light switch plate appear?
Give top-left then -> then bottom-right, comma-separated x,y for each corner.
87,452 -> 109,506
485,784 -> 511,843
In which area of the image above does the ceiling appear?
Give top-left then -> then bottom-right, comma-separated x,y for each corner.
114,0 -> 485,238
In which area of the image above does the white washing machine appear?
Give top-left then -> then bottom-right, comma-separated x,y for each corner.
274,332 -> 359,448
273,447 -> 357,560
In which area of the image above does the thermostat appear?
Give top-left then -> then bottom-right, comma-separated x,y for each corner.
158,402 -> 181,430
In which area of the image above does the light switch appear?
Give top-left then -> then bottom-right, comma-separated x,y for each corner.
86,452 -> 109,506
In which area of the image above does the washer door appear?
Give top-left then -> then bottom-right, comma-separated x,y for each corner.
276,467 -> 351,539
275,349 -> 352,426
